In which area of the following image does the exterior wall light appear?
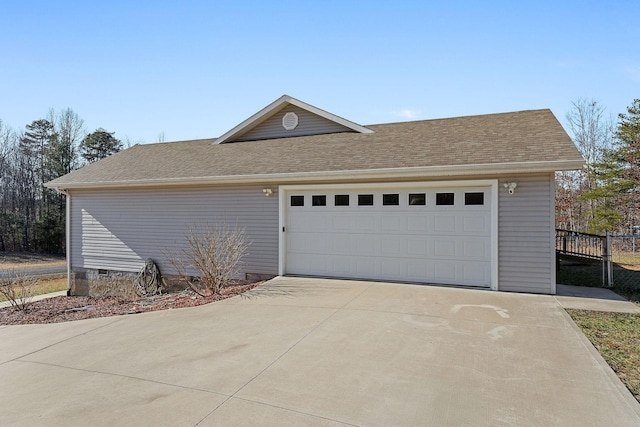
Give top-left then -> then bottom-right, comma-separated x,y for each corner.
503,182 -> 517,195
263,188 -> 273,197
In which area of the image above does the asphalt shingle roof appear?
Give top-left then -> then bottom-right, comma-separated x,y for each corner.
46,109 -> 583,189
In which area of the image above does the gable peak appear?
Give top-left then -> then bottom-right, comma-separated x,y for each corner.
213,95 -> 373,144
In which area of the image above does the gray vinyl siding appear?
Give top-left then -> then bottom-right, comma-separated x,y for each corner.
70,186 -> 279,278
236,105 -> 353,141
69,174 -> 556,293
498,174 -> 555,293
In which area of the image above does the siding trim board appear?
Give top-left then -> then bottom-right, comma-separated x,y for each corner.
66,192 -> 72,293
549,173 -> 557,295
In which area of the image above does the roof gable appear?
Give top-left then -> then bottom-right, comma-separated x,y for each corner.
213,95 -> 373,144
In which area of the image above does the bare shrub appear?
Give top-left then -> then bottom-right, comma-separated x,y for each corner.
0,274 -> 37,311
167,223 -> 250,297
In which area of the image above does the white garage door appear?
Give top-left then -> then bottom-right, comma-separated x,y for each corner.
283,184 -> 495,287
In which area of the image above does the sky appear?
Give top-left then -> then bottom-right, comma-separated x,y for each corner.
0,0 -> 638,144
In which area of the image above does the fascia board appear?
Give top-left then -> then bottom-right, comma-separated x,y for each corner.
46,159 -> 584,191
286,98 -> 373,134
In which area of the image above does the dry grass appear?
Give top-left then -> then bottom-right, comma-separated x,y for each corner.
568,309 -> 640,402
613,256 -> 640,271
612,251 -> 640,263
0,253 -> 65,269
0,276 -> 67,303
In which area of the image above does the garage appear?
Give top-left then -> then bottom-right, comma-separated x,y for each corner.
280,181 -> 498,288
47,95 -> 582,296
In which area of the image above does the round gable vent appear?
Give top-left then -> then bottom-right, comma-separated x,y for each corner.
282,112 -> 299,130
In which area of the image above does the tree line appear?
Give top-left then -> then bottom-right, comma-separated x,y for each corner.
1,99 -> 637,254
0,108 -> 123,253
556,98 -> 640,235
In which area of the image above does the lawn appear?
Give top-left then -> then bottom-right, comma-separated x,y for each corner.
0,253 -> 67,302
568,309 -> 640,402
560,252 -> 640,402
0,275 -> 67,303
0,253 -> 66,269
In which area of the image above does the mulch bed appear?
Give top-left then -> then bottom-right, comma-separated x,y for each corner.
0,281 -> 263,325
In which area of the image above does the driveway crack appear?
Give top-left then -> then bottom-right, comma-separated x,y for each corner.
1,317 -> 126,366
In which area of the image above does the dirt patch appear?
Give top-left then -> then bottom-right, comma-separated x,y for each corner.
0,281 -> 263,325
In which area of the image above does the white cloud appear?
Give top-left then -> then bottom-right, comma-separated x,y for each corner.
393,109 -> 422,119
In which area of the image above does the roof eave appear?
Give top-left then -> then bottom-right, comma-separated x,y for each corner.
45,160 -> 584,191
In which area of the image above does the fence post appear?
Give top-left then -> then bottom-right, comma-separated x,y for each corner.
600,232 -> 606,287
605,230 -> 613,288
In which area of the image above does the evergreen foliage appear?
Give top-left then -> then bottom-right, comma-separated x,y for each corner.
0,110 -> 121,253
581,99 -> 640,234
80,129 -> 122,163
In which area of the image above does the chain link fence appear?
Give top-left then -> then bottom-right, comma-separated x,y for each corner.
556,231 -> 640,300
610,235 -> 640,290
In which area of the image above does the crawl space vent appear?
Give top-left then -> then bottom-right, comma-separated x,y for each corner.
282,112 -> 299,130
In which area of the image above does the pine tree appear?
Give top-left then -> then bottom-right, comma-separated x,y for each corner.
614,99 -> 640,232
583,99 -> 640,233
80,129 -> 123,163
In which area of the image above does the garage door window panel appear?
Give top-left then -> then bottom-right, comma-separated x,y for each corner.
465,192 -> 484,205
335,195 -> 349,206
290,195 -> 304,206
358,194 -> 374,206
312,195 -> 327,206
383,194 -> 399,206
436,193 -> 455,205
409,193 -> 426,205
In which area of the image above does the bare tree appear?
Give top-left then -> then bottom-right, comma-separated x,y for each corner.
0,109 -> 89,253
0,120 -> 15,251
557,99 -> 614,232
48,108 -> 85,175
167,223 -> 250,296
566,98 -> 613,168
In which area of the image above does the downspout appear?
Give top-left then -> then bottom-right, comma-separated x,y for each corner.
54,187 -> 71,296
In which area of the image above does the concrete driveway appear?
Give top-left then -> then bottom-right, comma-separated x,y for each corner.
1,277 -> 639,426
